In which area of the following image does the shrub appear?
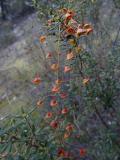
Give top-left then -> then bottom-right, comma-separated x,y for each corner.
0,0 -> 120,160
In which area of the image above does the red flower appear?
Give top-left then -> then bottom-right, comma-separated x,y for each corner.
32,76 -> 41,85
50,99 -> 58,107
58,148 -> 71,158
52,85 -> 60,93
66,124 -> 74,132
79,148 -> 87,157
45,112 -> 52,119
58,148 -> 66,157
50,120 -> 58,129
61,107 -> 69,114
64,66 -> 72,73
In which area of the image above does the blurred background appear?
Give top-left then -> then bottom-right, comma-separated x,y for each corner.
0,0 -> 120,119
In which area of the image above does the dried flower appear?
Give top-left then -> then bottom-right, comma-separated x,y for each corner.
61,107 -> 69,114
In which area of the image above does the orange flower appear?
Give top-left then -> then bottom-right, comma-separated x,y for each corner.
37,100 -> 44,107
51,64 -> 59,71
86,28 -> 93,35
66,52 -> 74,60
83,24 -> 92,29
64,66 -> 72,73
83,78 -> 90,85
61,107 -> 69,114
60,93 -> 68,99
32,76 -> 41,85
39,35 -> 46,43
66,124 -> 74,132
52,85 -> 60,93
83,24 -> 93,35
50,120 -> 58,129
46,52 -> 52,59
79,148 -> 87,157
64,132 -> 70,139
45,112 -> 52,118
50,99 -> 58,107
55,79 -> 63,85
76,28 -> 86,37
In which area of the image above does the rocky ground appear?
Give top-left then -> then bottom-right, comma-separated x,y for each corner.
0,13 -> 53,120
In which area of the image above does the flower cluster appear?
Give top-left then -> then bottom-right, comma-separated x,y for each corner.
32,6 -> 93,159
